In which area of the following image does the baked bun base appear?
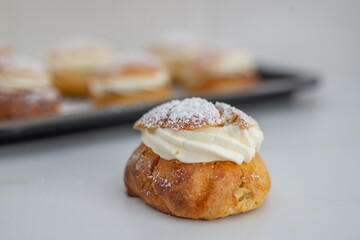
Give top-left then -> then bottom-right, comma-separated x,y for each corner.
52,70 -> 93,96
91,86 -> 171,107
164,61 -> 189,84
187,73 -> 258,96
124,143 -> 271,220
0,88 -> 60,120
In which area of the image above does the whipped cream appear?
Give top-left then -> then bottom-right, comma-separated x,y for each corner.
141,125 -> 263,165
90,70 -> 169,96
210,50 -> 255,76
0,75 -> 50,91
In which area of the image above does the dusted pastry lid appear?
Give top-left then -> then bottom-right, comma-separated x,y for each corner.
95,50 -> 166,78
134,97 -> 258,130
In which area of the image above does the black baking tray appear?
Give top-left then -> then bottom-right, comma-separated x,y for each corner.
0,65 -> 318,143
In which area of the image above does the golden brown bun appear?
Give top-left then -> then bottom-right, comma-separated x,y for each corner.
91,85 -> 171,106
0,88 -> 60,120
188,73 -> 258,96
154,56 -> 184,83
52,70 -> 92,96
124,143 -> 271,220
96,63 -> 161,79
149,48 -> 196,84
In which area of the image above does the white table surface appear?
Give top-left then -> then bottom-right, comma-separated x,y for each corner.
0,69 -> 359,239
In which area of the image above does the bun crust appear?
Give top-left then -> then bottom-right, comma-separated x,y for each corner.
96,65 -> 160,79
124,143 -> 271,220
52,70 -> 92,96
0,88 -> 60,120
187,73 -> 258,95
134,97 -> 257,130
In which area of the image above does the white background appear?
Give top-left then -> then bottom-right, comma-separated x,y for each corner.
0,1 -> 359,239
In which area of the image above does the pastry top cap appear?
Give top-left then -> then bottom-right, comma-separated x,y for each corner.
134,97 -> 257,130
0,55 -> 45,75
96,50 -> 164,78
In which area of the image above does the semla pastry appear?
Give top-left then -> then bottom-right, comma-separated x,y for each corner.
125,97 -> 270,219
150,31 -> 202,84
90,51 -> 171,106
48,38 -> 115,96
0,56 -> 60,120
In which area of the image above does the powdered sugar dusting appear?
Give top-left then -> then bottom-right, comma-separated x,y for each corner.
24,88 -> 60,103
0,55 -> 44,73
135,97 -> 258,130
135,97 -> 221,130
166,98 -> 220,129
215,102 -> 257,127
136,101 -> 172,128
98,50 -> 163,74
0,87 -> 60,105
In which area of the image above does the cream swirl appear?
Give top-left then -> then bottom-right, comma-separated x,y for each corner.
141,125 -> 263,165
0,75 -> 50,91
196,48 -> 255,76
90,70 -> 169,96
210,50 -> 255,76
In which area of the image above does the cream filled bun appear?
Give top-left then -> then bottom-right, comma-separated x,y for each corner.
0,55 -> 51,92
89,50 -> 171,106
134,97 -> 263,165
149,31 -> 203,83
125,97 -> 270,220
0,55 -> 60,120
